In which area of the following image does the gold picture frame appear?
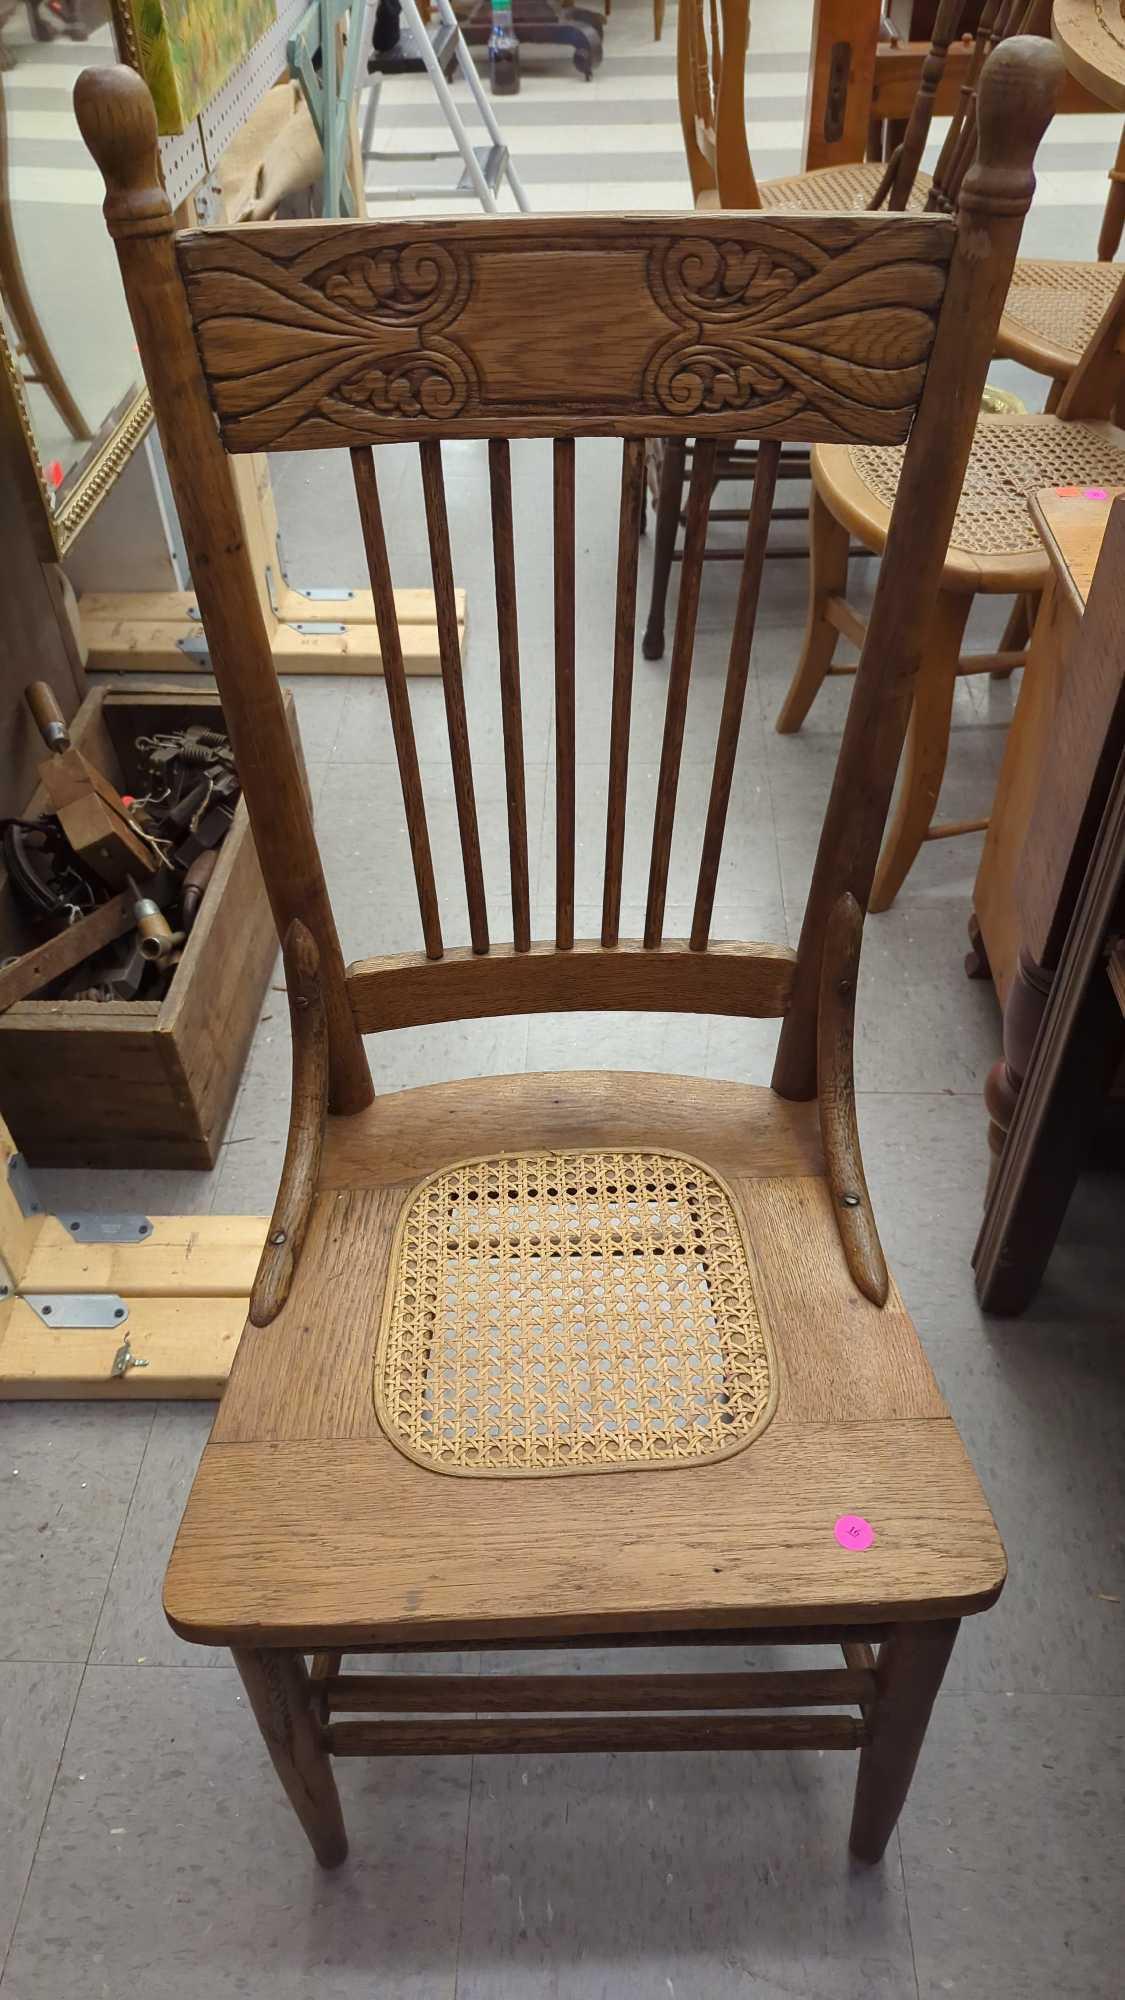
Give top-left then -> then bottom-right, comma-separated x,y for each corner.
0,2 -> 156,558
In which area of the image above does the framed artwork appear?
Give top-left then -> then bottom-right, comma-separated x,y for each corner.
123,0 -> 277,133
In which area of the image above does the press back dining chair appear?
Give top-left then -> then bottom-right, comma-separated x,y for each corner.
78,41 -> 1057,1872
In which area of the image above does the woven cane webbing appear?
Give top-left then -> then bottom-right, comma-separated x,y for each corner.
759,162 -> 931,213
847,416 -> 1125,556
1002,260 -> 1122,365
374,1149 -> 778,1478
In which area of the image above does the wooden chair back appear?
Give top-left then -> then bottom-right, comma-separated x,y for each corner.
75,40 -> 1060,1121
678,0 -> 971,214
926,0 -> 1052,213
1056,262 -> 1125,420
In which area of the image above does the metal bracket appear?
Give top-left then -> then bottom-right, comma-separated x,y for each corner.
272,535 -> 356,602
56,1214 -> 153,1244
7,1150 -> 43,1219
176,633 -> 211,659
24,1294 -> 130,1330
288,621 -> 348,635
7,1152 -> 152,1244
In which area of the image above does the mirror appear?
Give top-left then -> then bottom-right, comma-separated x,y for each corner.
0,2 -> 149,553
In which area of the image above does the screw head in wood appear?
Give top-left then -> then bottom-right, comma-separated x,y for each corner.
840,1192 -> 861,1208
269,1228 -> 288,1247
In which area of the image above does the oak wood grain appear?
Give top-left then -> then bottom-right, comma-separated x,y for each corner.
346,937 -> 797,1032
249,922 -> 328,1327
320,1666 -> 875,1711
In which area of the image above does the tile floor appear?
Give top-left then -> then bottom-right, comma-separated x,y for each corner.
4,2 -> 1125,1995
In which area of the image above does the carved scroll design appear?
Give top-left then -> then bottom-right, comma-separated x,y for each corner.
180,236 -> 478,448
644,227 -> 950,432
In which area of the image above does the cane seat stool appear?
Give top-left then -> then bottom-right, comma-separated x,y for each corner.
76,38 -> 1059,1873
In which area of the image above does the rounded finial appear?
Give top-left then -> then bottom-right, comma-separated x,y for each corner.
960,34 -> 1065,214
73,65 -> 170,236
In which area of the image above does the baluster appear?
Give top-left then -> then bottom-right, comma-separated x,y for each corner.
691,439 -> 780,951
488,439 -> 531,952
351,447 -> 442,961
601,439 -> 646,948
418,441 -> 489,954
644,437 -> 717,949
554,438 -> 576,951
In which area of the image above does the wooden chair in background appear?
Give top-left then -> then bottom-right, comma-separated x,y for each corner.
777,263 -> 1125,913
641,0 -> 967,661
78,41 -> 1056,1872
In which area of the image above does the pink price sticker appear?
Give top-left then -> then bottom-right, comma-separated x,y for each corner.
1084,487 -> 1109,500
834,1513 -> 875,1552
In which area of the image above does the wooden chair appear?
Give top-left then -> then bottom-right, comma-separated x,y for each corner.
77,41 -> 1057,1872
643,0 -> 967,661
778,255 -> 1125,912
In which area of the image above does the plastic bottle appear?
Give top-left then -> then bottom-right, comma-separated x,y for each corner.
488,0 -> 520,95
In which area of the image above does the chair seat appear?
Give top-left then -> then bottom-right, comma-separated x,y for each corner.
758,161 -> 932,213
164,1071 -> 1005,1650
998,258 -> 1123,379
813,414 -> 1125,590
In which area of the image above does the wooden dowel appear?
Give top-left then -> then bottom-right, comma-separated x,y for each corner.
322,1666 -> 875,1713
488,438 -> 531,953
644,436 -> 717,949
924,815 -> 989,840
691,439 -> 780,951
327,1713 -> 866,1757
418,440 -> 488,955
842,1640 -> 877,1673
825,595 -> 869,648
313,1624 -> 890,1655
601,438 -> 646,947
554,437 -> 576,951
351,447 -> 443,961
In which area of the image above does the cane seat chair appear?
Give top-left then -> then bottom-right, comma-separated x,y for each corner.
78,42 -> 1057,1872
778,260 -> 1125,912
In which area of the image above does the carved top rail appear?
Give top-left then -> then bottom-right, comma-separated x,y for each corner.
175,212 -> 957,451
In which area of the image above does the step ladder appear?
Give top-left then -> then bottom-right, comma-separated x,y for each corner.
360,0 -> 530,213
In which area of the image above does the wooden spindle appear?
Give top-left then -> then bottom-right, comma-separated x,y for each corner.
601,439 -> 646,948
418,440 -> 488,955
644,436 -> 717,950
488,438 -> 531,953
691,438 -> 780,952
351,446 -> 443,961
553,438 -> 576,951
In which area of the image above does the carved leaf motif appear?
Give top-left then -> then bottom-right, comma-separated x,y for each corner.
645,229 -> 947,431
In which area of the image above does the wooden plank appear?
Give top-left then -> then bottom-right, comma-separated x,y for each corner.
77,587 -> 461,629
80,608 -> 447,676
0,893 -> 134,1014
20,1213 -> 267,1297
0,1115 -> 44,1290
163,1419 -> 1007,1646
0,1295 -> 244,1398
346,938 -> 798,1033
1031,484 -> 1123,616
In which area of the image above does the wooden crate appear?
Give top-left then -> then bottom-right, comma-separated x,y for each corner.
0,682 -> 297,1170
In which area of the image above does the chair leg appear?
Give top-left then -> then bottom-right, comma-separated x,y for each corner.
775,483 -> 850,732
233,1646 -> 348,1869
869,588 -> 972,913
849,1618 -> 960,1863
642,438 -> 686,661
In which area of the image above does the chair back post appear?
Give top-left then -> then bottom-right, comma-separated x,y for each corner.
881,0 -> 967,212
73,65 -> 374,1118
773,34 -> 1064,1102
677,0 -> 759,208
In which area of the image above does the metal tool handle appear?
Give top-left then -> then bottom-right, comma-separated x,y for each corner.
26,681 -> 71,753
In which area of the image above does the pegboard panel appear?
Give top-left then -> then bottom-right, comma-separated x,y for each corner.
159,126 -> 208,210
200,0 -> 309,170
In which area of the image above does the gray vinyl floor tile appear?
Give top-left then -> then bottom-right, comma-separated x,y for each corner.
0,1667 -> 470,2000
0,1663 -> 82,1968
898,1694 -> 1125,2000
0,1406 -> 154,1665
90,1405 -> 223,1672
456,1747 -> 918,2000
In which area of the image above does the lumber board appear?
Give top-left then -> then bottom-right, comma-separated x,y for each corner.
0,1294 -> 245,1398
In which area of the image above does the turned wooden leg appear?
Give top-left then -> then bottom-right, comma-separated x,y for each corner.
233,1646 -> 348,1868
775,482 -> 849,733
642,438 -> 686,661
849,1618 -> 959,1863
870,588 -> 971,913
